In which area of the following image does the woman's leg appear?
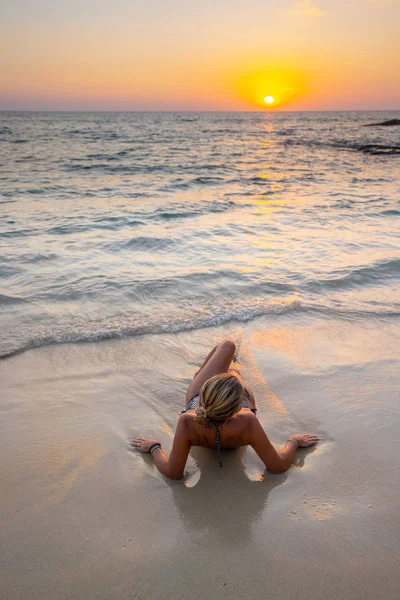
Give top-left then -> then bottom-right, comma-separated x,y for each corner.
192,345 -> 218,378
228,362 -> 257,411
185,340 -> 236,406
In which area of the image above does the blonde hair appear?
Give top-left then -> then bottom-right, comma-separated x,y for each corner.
194,373 -> 244,427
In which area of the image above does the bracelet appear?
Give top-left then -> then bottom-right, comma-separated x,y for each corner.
149,443 -> 161,454
287,438 -> 298,448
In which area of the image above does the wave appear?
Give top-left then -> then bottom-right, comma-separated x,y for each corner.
30,257 -> 396,302
75,149 -> 139,161
150,200 -> 236,221
2,298 -> 400,360
0,201 -> 237,239
201,128 -> 238,134
0,293 -> 27,306
66,163 -> 233,182
191,176 -> 225,184
14,268 -> 294,304
109,236 -> 177,252
67,162 -> 170,174
0,228 -> 38,238
25,252 -> 58,264
130,270 -> 294,298
164,176 -> 228,189
306,258 -> 400,291
380,209 -> 400,216
0,299 -> 305,359
67,129 -> 122,141
68,129 -> 89,134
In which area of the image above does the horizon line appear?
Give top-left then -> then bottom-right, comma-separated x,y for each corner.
0,108 -> 399,114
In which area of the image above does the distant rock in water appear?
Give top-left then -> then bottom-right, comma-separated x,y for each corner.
365,119 -> 400,127
359,144 -> 400,155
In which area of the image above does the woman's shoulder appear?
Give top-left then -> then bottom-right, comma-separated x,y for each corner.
231,408 -> 258,426
179,408 -> 256,428
178,411 -> 195,428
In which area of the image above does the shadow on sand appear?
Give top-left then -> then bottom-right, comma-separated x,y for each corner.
167,445 -> 316,546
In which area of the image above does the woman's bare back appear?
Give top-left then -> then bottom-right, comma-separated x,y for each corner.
181,408 -> 254,449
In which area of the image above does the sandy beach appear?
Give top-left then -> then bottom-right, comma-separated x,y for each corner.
2,0 -> 400,595
1,314 -> 399,600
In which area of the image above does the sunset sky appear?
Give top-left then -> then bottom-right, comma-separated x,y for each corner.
1,0 -> 399,111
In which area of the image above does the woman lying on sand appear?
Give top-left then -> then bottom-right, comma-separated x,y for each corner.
130,340 -> 319,480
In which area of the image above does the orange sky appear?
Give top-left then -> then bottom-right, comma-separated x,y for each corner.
1,0 -> 399,110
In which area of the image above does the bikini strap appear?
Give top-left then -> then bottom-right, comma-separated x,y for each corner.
215,424 -> 222,468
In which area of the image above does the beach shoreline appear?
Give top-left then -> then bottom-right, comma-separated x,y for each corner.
1,313 -> 399,599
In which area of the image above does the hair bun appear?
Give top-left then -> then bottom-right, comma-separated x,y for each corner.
194,405 -> 208,425
196,406 -> 207,419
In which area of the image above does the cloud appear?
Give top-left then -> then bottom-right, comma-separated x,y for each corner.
287,1 -> 325,17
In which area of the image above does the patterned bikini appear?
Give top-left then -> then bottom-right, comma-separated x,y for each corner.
181,393 -> 257,467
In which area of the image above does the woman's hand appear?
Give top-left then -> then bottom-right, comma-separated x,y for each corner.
289,434 -> 319,448
130,437 -> 160,453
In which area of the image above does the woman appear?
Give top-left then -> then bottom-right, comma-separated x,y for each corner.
130,340 -> 319,480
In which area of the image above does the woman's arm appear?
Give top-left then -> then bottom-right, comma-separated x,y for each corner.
130,415 -> 191,480
248,415 -> 319,474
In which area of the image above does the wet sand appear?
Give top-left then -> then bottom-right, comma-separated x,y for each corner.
1,315 -> 399,600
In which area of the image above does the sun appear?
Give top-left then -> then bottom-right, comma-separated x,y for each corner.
237,71 -> 304,109
264,96 -> 275,105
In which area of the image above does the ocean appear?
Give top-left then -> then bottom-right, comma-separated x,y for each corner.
0,110 -> 399,358
1,110 -> 400,600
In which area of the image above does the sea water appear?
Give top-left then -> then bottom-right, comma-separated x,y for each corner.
0,111 -> 399,358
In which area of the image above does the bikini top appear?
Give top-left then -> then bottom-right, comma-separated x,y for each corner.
207,421 -> 223,468
182,403 -> 257,468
